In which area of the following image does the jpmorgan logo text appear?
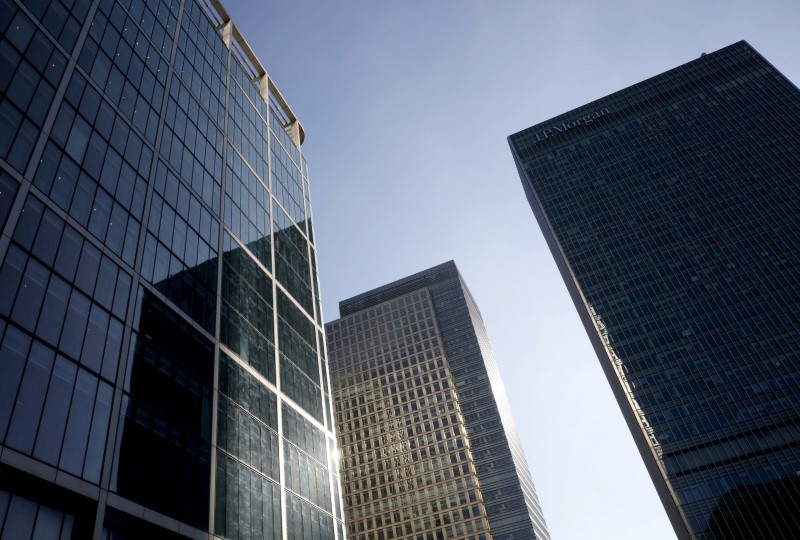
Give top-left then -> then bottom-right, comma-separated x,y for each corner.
532,107 -> 610,142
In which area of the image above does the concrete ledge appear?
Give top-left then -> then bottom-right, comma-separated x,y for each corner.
143,508 -> 182,533
0,447 -> 58,484
179,521 -> 211,540
106,492 -> 145,519
55,470 -> 100,500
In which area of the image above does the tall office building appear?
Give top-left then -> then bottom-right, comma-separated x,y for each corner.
326,261 -> 550,540
0,0 -> 344,538
509,41 -> 800,539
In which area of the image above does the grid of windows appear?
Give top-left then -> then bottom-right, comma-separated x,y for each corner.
331,263 -> 550,540
1,194 -> 128,380
174,0 -> 225,127
271,132 -> 305,225
284,402 -> 328,464
0,490 -> 74,540
215,451 -> 282,540
228,60 -> 268,184
278,288 -> 324,422
217,385 -> 281,481
78,0 -> 171,146
286,491 -> 336,540
224,144 -> 271,267
0,0 -> 341,537
141,160 -> 218,330
34,69 -> 148,267
509,41 -> 800,539
220,236 -> 275,382
20,0 -> 88,54
0,171 -> 19,228
274,203 -> 313,314
0,322 -> 114,483
329,289 -> 493,540
160,74 -> 222,210
112,289 -> 213,529
219,352 -> 276,423
0,3 -> 67,174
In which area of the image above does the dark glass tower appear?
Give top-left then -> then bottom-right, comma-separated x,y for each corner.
326,261 -> 550,540
0,0 -> 344,538
509,41 -> 800,539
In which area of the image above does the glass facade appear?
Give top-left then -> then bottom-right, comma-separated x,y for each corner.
0,489 -> 74,540
0,0 -> 344,538
509,41 -> 800,540
327,262 -> 550,540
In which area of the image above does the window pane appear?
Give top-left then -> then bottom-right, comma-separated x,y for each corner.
12,195 -> 44,249
6,61 -> 37,112
87,188 -> 112,240
0,326 -> 31,440
59,289 -> 90,359
111,270 -> 130,320
74,241 -> 101,296
32,209 -> 64,266
0,171 -> 19,230
3,495 -> 38,539
53,226 -> 82,281
31,502 -> 64,540
0,246 -> 27,316
81,304 -> 108,374
101,319 -> 122,382
11,257 -> 50,331
59,369 -> 97,476
65,115 -> 90,163
34,356 -> 77,466
6,341 -> 54,454
82,381 -> 112,483
0,489 -> 8,533
36,275 -> 70,346
69,172 -> 95,226
94,256 -> 117,311
0,99 -> 22,158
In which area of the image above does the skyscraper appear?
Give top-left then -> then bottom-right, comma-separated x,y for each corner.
326,261 -> 550,540
508,41 -> 800,539
0,0 -> 344,538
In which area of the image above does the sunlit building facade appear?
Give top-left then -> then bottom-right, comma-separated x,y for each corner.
0,0 -> 344,537
509,41 -> 800,539
326,262 -> 550,540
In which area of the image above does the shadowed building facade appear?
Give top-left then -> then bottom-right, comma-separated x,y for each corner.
326,262 -> 550,540
509,41 -> 800,539
0,0 -> 344,537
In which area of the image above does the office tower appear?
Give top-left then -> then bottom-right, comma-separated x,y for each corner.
0,0 -> 344,538
326,261 -> 550,540
508,41 -> 800,539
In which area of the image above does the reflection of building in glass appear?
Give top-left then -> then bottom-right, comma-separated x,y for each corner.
327,262 -> 550,540
699,475 -> 800,540
0,0 -> 343,537
509,41 -> 800,539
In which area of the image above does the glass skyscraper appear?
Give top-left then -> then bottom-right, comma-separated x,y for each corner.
0,0 -> 344,538
509,41 -> 800,539
326,261 -> 550,540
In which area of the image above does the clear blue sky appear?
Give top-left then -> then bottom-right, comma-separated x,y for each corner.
223,2 -> 800,538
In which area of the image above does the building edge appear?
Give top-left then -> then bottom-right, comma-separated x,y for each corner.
509,136 -> 691,539
331,261 -> 551,539
338,261 -> 457,317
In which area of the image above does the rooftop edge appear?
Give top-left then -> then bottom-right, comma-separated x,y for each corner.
337,261 -> 459,318
201,0 -> 305,146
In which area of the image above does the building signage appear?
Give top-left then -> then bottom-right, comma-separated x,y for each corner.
532,107 -> 610,142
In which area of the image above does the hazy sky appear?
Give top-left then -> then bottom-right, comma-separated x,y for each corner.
223,2 -> 800,538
